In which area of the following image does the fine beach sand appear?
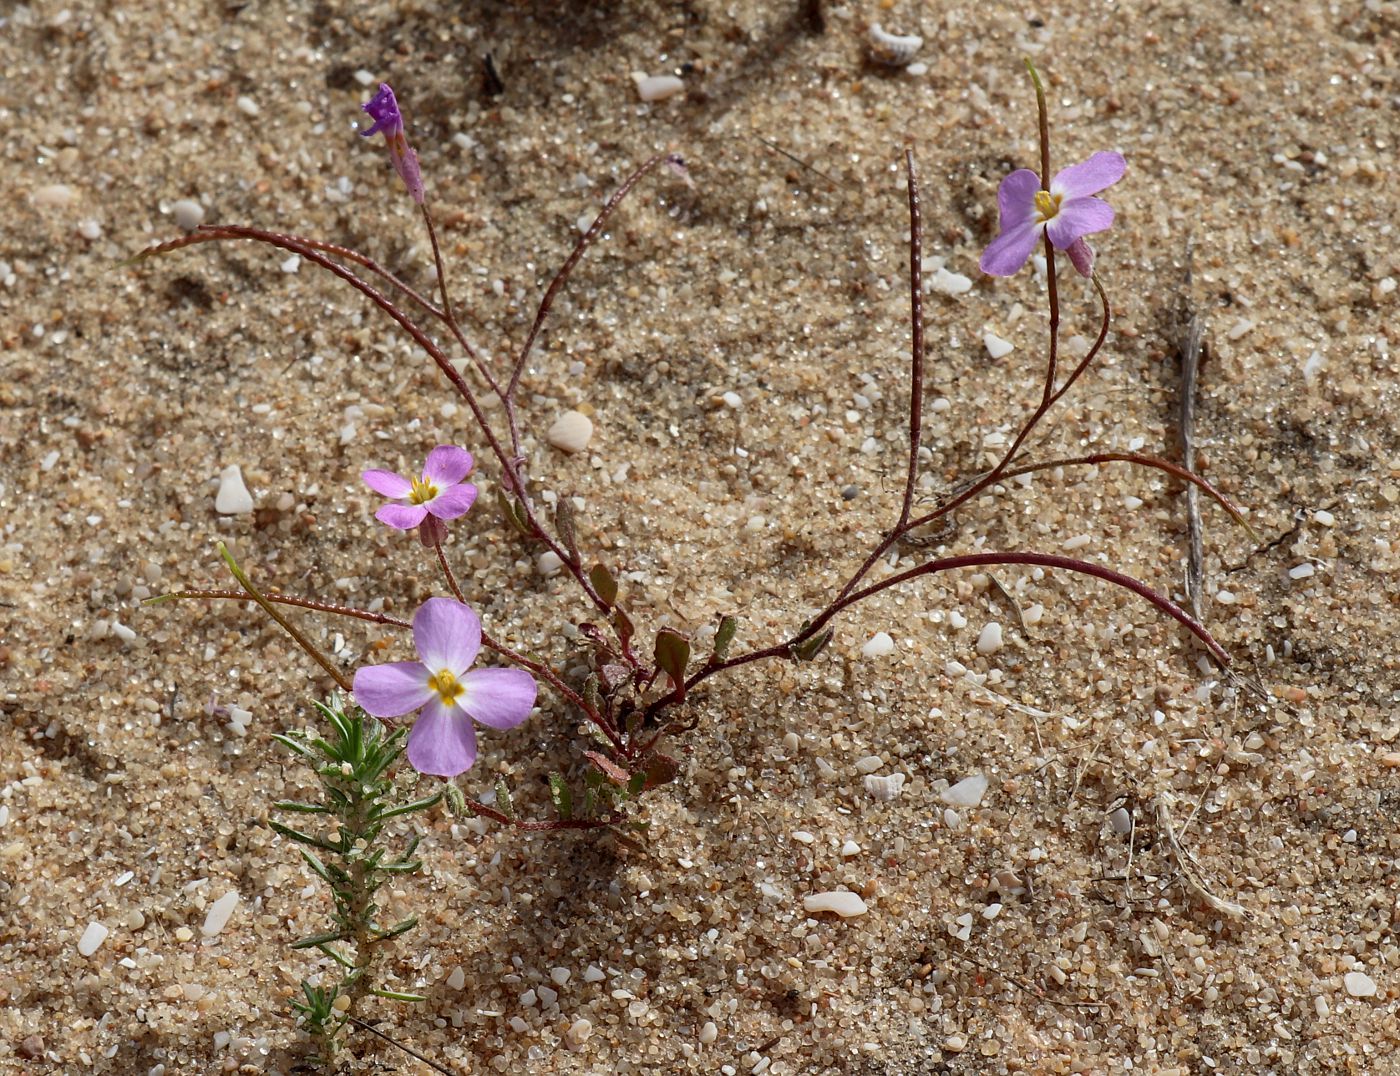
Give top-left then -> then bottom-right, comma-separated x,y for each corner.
3,1 -> 1399,1072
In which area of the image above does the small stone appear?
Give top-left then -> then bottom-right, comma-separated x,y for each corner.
855,755 -> 884,774
77,219 -> 102,240
721,391 -> 743,409
699,1020 -> 718,1045
547,410 -> 594,454
565,1018 -> 593,1047
280,254 -> 301,274
863,773 -> 906,802
172,199 -> 205,230
1109,807 -> 1132,835
861,632 -> 895,658
201,890 -> 239,937
353,68 -> 377,87
1345,971 -> 1378,998
18,1036 -> 44,1060
950,912 -> 974,941
235,95 -> 259,116
174,926 -> 194,943
983,333 -> 1014,359
550,967 -> 572,986
944,1034 -> 967,1053
446,966 -> 466,990
77,921 -> 109,957
633,74 -> 685,102
803,891 -> 868,918
941,774 -> 988,808
930,268 -> 973,296
583,965 -> 605,983
1288,562 -> 1316,580
537,985 -> 558,1006
975,622 -> 1003,655
215,465 -> 254,514
33,183 -> 76,208
537,551 -> 564,576
840,840 -> 862,857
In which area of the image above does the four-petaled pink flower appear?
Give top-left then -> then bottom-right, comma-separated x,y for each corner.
363,446 -> 478,544
360,82 -> 425,205
980,151 -> 1125,279
353,598 -> 538,777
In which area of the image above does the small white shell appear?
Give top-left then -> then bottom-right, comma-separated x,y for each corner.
863,772 -> 907,802
868,23 -> 923,66
632,73 -> 685,103
546,410 -> 594,454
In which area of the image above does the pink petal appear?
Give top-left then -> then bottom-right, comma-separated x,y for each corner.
406,699 -> 478,776
459,667 -> 538,730
421,445 -> 474,486
1045,196 -> 1115,250
362,469 -> 412,498
1051,151 -> 1125,200
412,597 -> 481,675
1066,238 -> 1095,278
994,169 -> 1042,229
979,221 -> 1042,277
425,482 -> 478,520
353,661 -> 434,717
376,503 -> 429,529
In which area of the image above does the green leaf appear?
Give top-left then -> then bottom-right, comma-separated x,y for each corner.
494,779 -> 515,820
713,615 -> 738,661
272,800 -> 330,815
791,628 -> 833,662
653,629 -> 691,694
548,773 -> 573,820
370,987 -> 428,1002
495,487 -> 532,536
589,563 -> 618,607
555,500 -> 580,565
291,929 -> 345,950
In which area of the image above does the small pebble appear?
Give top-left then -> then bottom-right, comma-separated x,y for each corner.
33,183 -> 76,208
863,773 -> 906,802
803,891 -> 868,918
840,840 -> 862,857
1312,509 -> 1335,527
172,199 -> 205,230
854,755 -> 884,774
547,410 -> 594,454
867,23 -> 923,66
975,622 -> 1003,656
235,95 -> 259,116
537,551 -> 564,576
77,921 -> 109,957
983,333 -> 1014,359
945,1034 -> 967,1053
201,891 -> 239,937
215,465 -> 255,514
982,903 -> 1003,920
699,1020 -> 718,1045
950,912 -> 974,941
1288,562 -> 1316,580
77,219 -> 102,240
280,254 -> 300,274
447,966 -> 466,990
565,1018 -> 593,1047
721,391 -> 743,409
1344,971 -> 1377,998
930,268 -> 973,296
861,632 -> 895,658
551,967 -> 572,986
352,69 -> 376,87
1109,807 -> 1132,835
583,965 -> 605,983
633,73 -> 685,103
1062,533 -> 1092,551
941,774 -> 988,808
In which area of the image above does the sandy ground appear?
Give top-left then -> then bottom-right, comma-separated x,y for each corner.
3,0 -> 1400,1072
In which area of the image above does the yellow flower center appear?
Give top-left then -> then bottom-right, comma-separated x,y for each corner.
409,475 -> 439,505
427,668 -> 464,705
1034,189 -> 1062,222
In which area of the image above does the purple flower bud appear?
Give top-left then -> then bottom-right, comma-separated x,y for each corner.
360,82 -> 425,204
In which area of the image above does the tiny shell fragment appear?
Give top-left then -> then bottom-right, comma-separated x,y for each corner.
803,891 -> 868,918
941,774 -> 988,808
863,772 -> 906,802
215,465 -> 254,514
633,74 -> 685,103
547,410 -> 594,454
868,23 -> 923,66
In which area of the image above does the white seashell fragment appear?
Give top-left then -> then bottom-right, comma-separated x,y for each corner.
863,772 -> 906,802
930,268 -> 973,296
861,632 -> 895,658
975,622 -> 1004,655
78,921 -> 109,957
1345,971 -> 1378,998
537,551 -> 564,576
547,410 -> 594,454
983,333 -> 1014,359
868,23 -> 923,66
941,774 -> 988,808
201,890 -> 240,937
803,891 -> 868,918
633,73 -> 685,103
172,199 -> 205,230
215,465 -> 254,514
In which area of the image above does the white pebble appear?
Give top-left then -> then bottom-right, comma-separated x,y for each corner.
863,772 -> 906,802
941,774 -> 988,808
982,903 -> 1003,920
1226,318 -> 1256,340
280,254 -> 301,274
215,465 -> 255,514
565,1018 -> 593,1047
33,183 -> 76,208
861,632 -> 896,658
1022,604 -> 1043,626
951,912 -> 974,941
77,219 -> 102,240
537,551 -> 564,576
78,921 -> 109,957
906,62 -> 928,77
353,69 -> 376,87
1344,971 -> 1378,998
447,966 -> 466,990
551,967 -> 572,986
538,985 -> 558,1006
840,840 -> 862,857
930,268 -> 973,296
111,621 -> 137,644
1215,590 -> 1237,605
1313,509 -> 1335,527
235,95 -> 259,116
791,830 -> 816,844
41,449 -> 60,471
803,891 -> 868,918
721,391 -> 743,409
983,333 -> 1014,359
948,609 -> 967,630
1062,533 -> 1092,551
975,622 -> 1003,655
201,891 -> 240,937
1288,562 -> 1316,580
576,212 -> 596,234
547,410 -> 594,454
854,755 -> 884,774
172,199 -> 205,230
583,965 -> 605,983
633,74 -> 685,103
1109,807 -> 1132,835
699,1020 -> 718,1045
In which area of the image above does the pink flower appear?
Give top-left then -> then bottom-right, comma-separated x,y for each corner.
363,445 -> 478,536
353,598 -> 537,777
360,82 -> 425,204
979,151 -> 1125,278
